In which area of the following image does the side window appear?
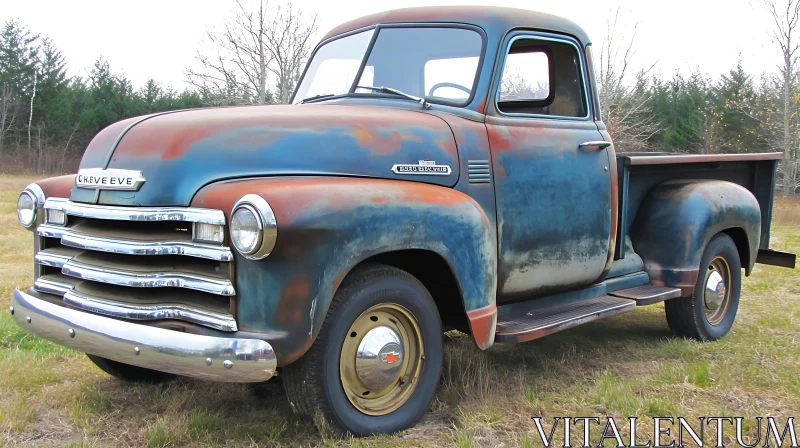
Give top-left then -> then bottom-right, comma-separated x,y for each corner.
498,51 -> 550,102
497,37 -> 587,118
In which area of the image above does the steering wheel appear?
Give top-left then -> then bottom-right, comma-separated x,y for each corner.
428,82 -> 471,97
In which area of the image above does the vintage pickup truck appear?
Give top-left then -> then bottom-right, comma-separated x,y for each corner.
10,6 -> 797,436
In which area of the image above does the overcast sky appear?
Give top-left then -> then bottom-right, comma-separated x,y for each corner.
1,0 -> 780,90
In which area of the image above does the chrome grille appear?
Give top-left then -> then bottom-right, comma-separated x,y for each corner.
32,198 -> 237,332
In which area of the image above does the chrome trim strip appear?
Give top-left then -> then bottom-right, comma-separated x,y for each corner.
61,231 -> 234,261
11,289 -> 273,382
44,199 -> 226,225
33,278 -> 73,296
25,183 -> 47,207
63,289 -> 238,332
62,260 -> 236,296
35,252 -> 72,268
36,224 -> 70,239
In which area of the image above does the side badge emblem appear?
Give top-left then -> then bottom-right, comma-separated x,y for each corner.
392,160 -> 452,176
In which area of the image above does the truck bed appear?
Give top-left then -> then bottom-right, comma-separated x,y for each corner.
615,151 -> 785,262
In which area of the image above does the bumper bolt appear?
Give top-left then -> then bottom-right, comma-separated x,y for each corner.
134,347 -> 140,355
68,329 -> 75,338
26,316 -> 31,323
223,360 -> 233,369
8,306 -> 13,315
205,358 -> 213,366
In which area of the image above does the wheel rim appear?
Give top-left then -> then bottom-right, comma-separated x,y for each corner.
339,303 -> 424,416
703,256 -> 731,325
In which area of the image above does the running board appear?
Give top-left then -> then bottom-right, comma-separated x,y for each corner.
608,284 -> 681,306
495,295 -> 636,343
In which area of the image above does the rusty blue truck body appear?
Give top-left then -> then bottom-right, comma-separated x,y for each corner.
10,6 -> 796,435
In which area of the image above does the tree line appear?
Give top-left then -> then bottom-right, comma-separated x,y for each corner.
0,1 -> 798,193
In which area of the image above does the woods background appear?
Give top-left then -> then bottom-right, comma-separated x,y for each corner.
1,1 -> 800,194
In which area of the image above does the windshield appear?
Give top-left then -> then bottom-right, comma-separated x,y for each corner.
293,27 -> 483,105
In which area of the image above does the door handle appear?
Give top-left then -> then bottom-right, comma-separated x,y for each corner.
579,141 -> 612,150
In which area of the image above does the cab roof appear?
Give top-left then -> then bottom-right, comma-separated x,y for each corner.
322,6 -> 591,46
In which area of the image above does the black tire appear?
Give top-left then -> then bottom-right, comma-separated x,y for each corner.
282,263 -> 443,436
665,233 -> 742,341
87,354 -> 175,383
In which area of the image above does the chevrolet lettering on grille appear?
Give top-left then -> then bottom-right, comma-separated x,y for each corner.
76,168 -> 146,191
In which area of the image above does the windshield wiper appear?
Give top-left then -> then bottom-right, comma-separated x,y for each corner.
355,86 -> 431,110
299,93 -> 335,104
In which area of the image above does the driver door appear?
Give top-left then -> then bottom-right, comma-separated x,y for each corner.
487,32 -> 613,302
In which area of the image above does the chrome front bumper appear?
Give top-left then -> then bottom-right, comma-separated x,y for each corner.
10,289 -> 277,382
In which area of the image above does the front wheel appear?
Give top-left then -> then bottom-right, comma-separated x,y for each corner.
282,263 -> 442,436
665,233 -> 742,341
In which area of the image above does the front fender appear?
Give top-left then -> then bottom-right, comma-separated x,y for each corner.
630,180 -> 760,295
192,177 -> 497,365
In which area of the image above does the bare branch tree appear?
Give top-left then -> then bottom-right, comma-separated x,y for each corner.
186,0 -> 271,104
186,1 -> 317,105
597,7 -> 660,152
0,82 -> 22,154
263,3 -> 318,104
499,72 -> 549,101
763,0 -> 800,192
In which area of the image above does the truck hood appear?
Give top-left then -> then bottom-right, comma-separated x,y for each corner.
71,104 -> 460,206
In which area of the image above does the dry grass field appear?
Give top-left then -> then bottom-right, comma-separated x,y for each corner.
1,174 -> 798,447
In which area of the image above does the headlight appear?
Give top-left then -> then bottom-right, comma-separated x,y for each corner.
17,192 -> 36,228
230,194 -> 277,259
231,206 -> 261,253
17,184 -> 45,230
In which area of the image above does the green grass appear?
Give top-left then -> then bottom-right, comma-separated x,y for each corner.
1,174 -> 798,447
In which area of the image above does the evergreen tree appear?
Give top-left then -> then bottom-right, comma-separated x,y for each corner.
709,61 -> 761,153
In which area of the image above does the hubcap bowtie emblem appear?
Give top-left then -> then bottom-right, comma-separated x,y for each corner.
381,351 -> 400,364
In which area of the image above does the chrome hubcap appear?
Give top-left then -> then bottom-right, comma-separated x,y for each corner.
355,326 -> 405,390
703,256 -> 731,325
704,271 -> 726,311
340,303 -> 423,416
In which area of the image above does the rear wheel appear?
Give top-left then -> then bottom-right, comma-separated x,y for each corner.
665,233 -> 742,341
87,354 -> 175,383
283,263 -> 442,436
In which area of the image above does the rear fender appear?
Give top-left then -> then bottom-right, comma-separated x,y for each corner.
192,177 -> 498,365
630,180 -> 760,295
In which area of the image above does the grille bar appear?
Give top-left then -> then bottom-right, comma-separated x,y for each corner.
61,229 -> 233,261
35,246 -> 82,268
34,273 -> 81,296
63,289 -> 238,332
45,198 -> 226,225
61,259 -> 235,296
37,224 -> 70,239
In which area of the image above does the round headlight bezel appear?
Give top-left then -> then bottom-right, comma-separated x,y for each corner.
230,194 -> 277,260
17,184 -> 45,230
